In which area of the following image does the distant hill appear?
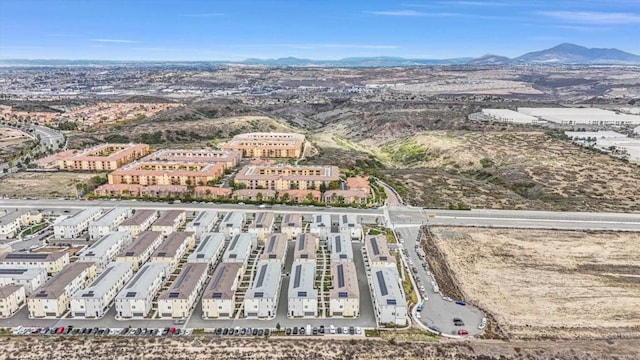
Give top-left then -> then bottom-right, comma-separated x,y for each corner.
2,43 -> 639,67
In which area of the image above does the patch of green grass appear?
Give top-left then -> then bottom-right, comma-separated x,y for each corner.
381,138 -> 428,165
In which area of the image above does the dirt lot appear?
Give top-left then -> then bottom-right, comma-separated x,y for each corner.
0,336 -> 638,360
0,172 -> 104,199
379,131 -> 640,211
0,127 -> 36,162
428,227 -> 640,340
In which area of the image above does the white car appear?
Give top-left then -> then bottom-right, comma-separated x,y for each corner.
355,327 -> 362,335
416,312 -> 421,319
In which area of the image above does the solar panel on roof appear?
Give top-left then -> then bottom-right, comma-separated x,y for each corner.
212,292 -> 222,298
0,268 -> 27,275
293,264 -> 302,288
210,267 -> 225,289
125,252 -> 134,256
35,292 -> 48,297
300,254 -> 308,259
298,291 -> 307,297
370,238 -> 380,256
157,252 -> 166,257
380,256 -> 387,261
255,265 -> 267,288
172,267 -> 189,289
254,292 -> 263,298
297,237 -> 305,251
376,271 -> 388,296
126,292 -> 136,298
196,254 -> 204,258
386,299 -> 396,305
266,237 -> 276,253
334,236 -> 342,253
168,292 -> 180,298
337,264 -> 345,288
5,253 -> 50,260
81,292 -> 94,297
338,292 -> 348,298
228,254 -> 237,259
228,237 -> 238,250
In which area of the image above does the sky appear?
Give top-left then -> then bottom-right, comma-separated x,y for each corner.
1,0 -> 640,60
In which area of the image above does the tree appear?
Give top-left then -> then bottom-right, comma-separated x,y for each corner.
276,323 -> 281,331
319,183 -> 327,193
256,192 -> 263,202
305,192 -> 314,202
328,181 -> 340,190
281,193 -> 290,203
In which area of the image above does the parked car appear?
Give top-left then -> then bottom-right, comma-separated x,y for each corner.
293,327 -> 299,335
349,326 -> 355,335
458,329 -> 469,336
453,318 -> 465,326
252,328 -> 258,336
455,300 -> 466,306
355,327 -> 362,335
285,328 -> 292,336
258,329 -> 264,336
319,325 -> 325,334
55,327 -> 65,335
169,327 -> 176,335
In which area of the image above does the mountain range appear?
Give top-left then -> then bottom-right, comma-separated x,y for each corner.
2,43 -> 639,67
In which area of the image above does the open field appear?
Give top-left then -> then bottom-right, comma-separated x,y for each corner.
0,127 -> 36,162
0,172 -> 105,199
0,336 -> 639,360
379,131 -> 640,211
429,227 -> 640,340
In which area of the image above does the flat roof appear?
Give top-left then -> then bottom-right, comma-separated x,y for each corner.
187,232 -> 225,262
144,149 -> 240,163
482,109 -> 539,123
31,262 -> 94,299
119,210 -> 157,227
56,207 -> 102,227
310,214 -> 331,228
289,261 -> 317,299
329,233 -> 353,261
61,143 -> 148,161
245,261 -> 282,300
0,267 -> 46,280
1,251 -> 67,262
157,263 -> 208,300
365,235 -> 394,264
250,212 -> 274,230
219,211 -> 245,229
260,233 -> 288,262
91,207 -> 131,227
119,231 -> 162,258
186,210 -> 218,230
518,107 -> 640,125
236,164 -> 339,181
116,262 -> 169,300
281,214 -> 302,228
72,262 -> 133,300
222,233 -> 255,262
78,231 -> 130,259
371,266 -> 406,308
202,262 -> 243,300
153,210 -> 184,227
329,261 -> 359,300
151,232 -> 193,259
293,233 -> 317,261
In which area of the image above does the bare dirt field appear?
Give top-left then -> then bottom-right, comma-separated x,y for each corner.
428,227 -> 640,340
0,172 -> 104,198
0,336 -> 638,360
0,127 -> 36,162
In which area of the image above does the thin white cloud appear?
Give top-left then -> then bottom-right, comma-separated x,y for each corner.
179,13 -> 224,17
91,39 -> 140,43
555,25 -> 610,32
539,11 -> 640,24
365,10 -> 460,17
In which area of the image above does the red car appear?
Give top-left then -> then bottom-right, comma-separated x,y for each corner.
55,326 -> 65,334
457,329 -> 469,336
169,327 -> 176,335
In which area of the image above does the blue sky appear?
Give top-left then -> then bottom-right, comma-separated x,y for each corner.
1,0 -> 639,60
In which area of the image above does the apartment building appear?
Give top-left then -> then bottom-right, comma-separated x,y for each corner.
221,233 -> 257,267
27,262 -> 97,318
364,235 -> 396,268
185,210 -> 218,239
329,261 -> 359,317
0,284 -> 26,318
77,231 -> 132,271
248,212 -> 274,241
0,210 -> 21,240
309,214 -> 331,241
218,211 -> 245,238
260,233 -> 288,264
53,208 -> 103,239
0,252 -> 70,275
151,210 -> 186,236
143,149 -> 241,169
234,164 -> 339,191
115,262 -> 169,319
88,207 -> 133,240
149,232 -> 195,273
115,231 -> 163,271
57,143 -> 150,171
324,190 -> 368,205
70,262 -> 134,318
278,189 -> 322,203
233,189 -> 276,202
0,267 -> 47,295
337,214 -> 363,240
117,209 -> 158,237
369,266 -> 407,326
244,261 -> 282,318
280,214 -> 303,240
108,160 -> 226,187
157,263 -> 208,319
293,233 -> 318,262
222,132 -> 305,158
288,261 -> 317,318
201,262 -> 243,319
329,232 -> 354,262
186,232 -> 225,268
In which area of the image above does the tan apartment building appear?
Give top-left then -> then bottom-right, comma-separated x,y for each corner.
108,161 -> 226,187
0,284 -> 26,318
248,212 -> 274,241
0,252 -> 70,276
115,231 -> 164,271
151,210 -> 186,236
279,189 -> 322,203
234,164 -> 339,191
364,235 -> 396,268
157,263 -> 208,319
143,149 -> 241,169
27,262 -> 97,318
222,132 -> 304,158
58,143 -> 149,171
232,189 -> 276,201
201,262 -> 243,319
281,214 -> 303,240
117,210 -> 158,237
329,261 -> 360,317
149,232 -> 195,273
